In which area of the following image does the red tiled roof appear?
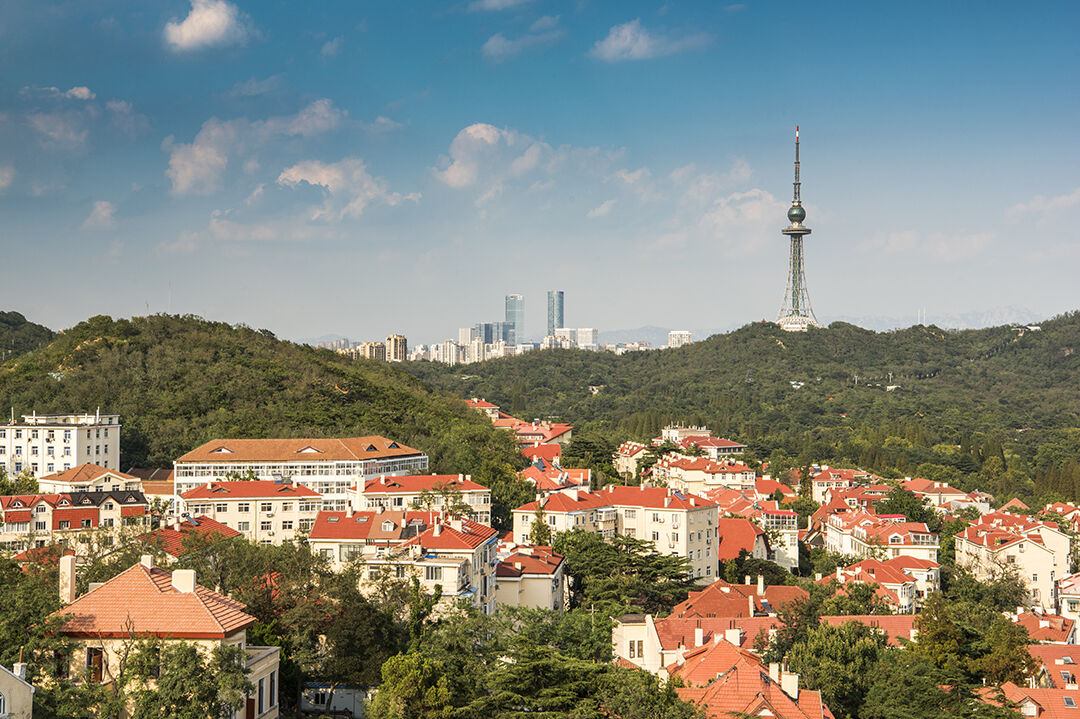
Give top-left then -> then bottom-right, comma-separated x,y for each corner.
308,509 -> 438,541
180,481 -> 321,500
146,516 -> 241,557
401,518 -> 497,551
1016,612 -> 1075,643
1028,644 -> 1080,687
675,653 -> 835,719
496,546 -> 564,577
466,398 -> 498,409
39,464 -> 137,485
672,579 -> 808,619
522,444 -> 561,463
362,474 -> 487,494
53,562 -> 256,639
980,681 -> 1080,719
600,485 -> 716,510
175,436 -> 423,463
716,518 -> 767,561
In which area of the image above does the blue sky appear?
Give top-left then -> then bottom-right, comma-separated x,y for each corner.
1,0 -> 1077,343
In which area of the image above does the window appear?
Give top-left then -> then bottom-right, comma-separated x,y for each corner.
102,518 -> 114,528
35,521 -> 46,531
59,520 -> 70,529
260,521 -> 272,531
629,641 -> 637,658
281,520 -> 293,530
624,509 -> 636,519
36,505 -> 47,514
238,522 -> 250,532
0,690 -> 5,714
280,503 -> 292,512
1066,697 -> 1077,708
1033,574 -> 1039,583
260,503 -> 273,512
86,647 -> 104,683
237,503 -> 251,513
81,519 -> 92,529
269,670 -> 277,707
299,519 -> 314,531
104,502 -> 114,511
395,566 -> 406,578
258,676 -> 266,714
215,503 -> 227,513
651,532 -> 659,541
425,566 -> 442,581
64,430 -> 71,441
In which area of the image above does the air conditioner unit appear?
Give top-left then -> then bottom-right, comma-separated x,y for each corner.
267,530 -> 275,536
266,513 -> 275,518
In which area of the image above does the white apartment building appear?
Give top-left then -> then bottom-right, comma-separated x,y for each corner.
0,490 -> 149,552
0,412 -> 121,477
653,455 -> 756,494
613,441 -> 649,478
759,506 -> 800,571
495,545 -> 566,612
173,436 -> 428,510
667,331 -> 692,349
178,481 -> 322,545
576,328 -> 598,350
955,512 -> 1071,612
824,511 -> 940,562
513,485 -> 719,581
350,474 -> 492,525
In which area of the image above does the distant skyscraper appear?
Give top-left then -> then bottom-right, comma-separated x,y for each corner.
776,126 -> 819,332
458,327 -> 475,346
547,291 -> 564,336
668,330 -> 692,349
577,328 -> 598,350
385,334 -> 408,362
505,294 -> 524,345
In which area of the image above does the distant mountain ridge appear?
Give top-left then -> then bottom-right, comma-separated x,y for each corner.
0,311 -> 55,363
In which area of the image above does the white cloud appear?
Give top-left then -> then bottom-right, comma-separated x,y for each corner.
82,200 -> 116,230
587,199 -> 615,218
0,166 -> 13,193
229,75 -> 284,97
163,99 -> 344,195
468,0 -> 533,11
530,15 -> 559,32
589,19 -> 709,62
20,85 -> 96,101
65,86 -> 95,100
360,116 -> 403,134
321,36 -> 343,56
244,184 -> 264,205
27,112 -> 88,149
164,0 -> 250,52
277,157 -> 420,221
1006,187 -> 1080,217
106,100 -> 148,137
158,231 -> 200,254
434,123 -> 517,189
482,27 -> 563,62
861,230 -> 994,263
670,159 -> 752,206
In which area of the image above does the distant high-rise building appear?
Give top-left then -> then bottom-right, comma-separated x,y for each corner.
554,328 -> 576,344
357,341 -> 387,361
668,331 -> 692,349
385,334 -> 408,362
547,291 -> 564,336
505,294 -> 524,345
458,327 -> 475,346
577,328 -> 598,350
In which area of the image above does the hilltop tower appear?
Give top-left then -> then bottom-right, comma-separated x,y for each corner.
776,126 -> 819,332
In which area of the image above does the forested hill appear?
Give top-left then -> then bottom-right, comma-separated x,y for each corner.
405,313 -> 1080,501
0,311 -> 54,362
0,314 -> 528,522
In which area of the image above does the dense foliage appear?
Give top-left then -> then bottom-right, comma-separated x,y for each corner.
0,310 -> 54,362
0,314 -> 528,526
405,314 -> 1080,505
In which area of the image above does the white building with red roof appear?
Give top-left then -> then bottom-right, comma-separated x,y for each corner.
1012,610 -> 1077,644
173,436 -> 429,509
979,681 -> 1080,717
495,545 -> 566,611
824,510 -> 939,562
902,477 -> 992,514
517,462 -> 590,496
350,473 -> 491,525
464,398 -> 501,421
0,490 -> 149,553
613,441 -> 650,478
398,517 -> 499,614
808,466 -> 874,503
513,485 -> 719,580
1058,572 -> 1080,623
818,558 -> 919,613
51,554 -> 281,718
178,481 -> 322,545
652,454 -> 756,495
0,411 -> 121,478
955,512 -> 1071,612
306,508 -> 438,570
36,464 -> 142,494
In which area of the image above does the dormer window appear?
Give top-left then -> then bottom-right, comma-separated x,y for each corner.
387,442 -> 399,449
295,447 -> 323,454
366,445 -> 378,452
382,521 -> 395,532
210,447 -> 233,454
1065,696 -> 1077,708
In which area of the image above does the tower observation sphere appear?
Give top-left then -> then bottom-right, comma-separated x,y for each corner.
776,126 -> 819,332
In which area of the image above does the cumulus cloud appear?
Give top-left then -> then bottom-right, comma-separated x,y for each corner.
164,0 -> 250,51
163,99 -> 344,195
482,25 -> 563,62
861,230 -> 994,262
27,112 -> 88,149
589,19 -> 709,62
277,157 -> 420,221
360,116 -> 403,133
587,199 -> 615,218
1006,187 -> 1080,217
468,0 -> 533,11
82,201 -> 116,230
20,85 -> 96,101
0,166 -> 14,192
670,158 -> 753,206
321,36 -> 343,56
530,15 -> 559,31
106,100 -> 149,137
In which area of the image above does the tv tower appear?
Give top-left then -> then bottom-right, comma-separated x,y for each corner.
776,126 -> 819,332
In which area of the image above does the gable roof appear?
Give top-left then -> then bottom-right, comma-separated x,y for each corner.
146,516 -> 241,557
308,509 -> 437,542
402,518 -> 498,551
38,463 -> 137,485
52,562 -> 256,639
180,481 -> 321,500
496,546 -> 564,577
175,436 -> 423,463
716,518 -> 768,561
361,474 -> 487,494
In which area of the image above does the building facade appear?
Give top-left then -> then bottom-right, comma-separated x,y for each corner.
546,290 -> 564,337
385,334 -> 408,362
178,481 -> 322,545
0,490 -> 149,552
504,294 -> 524,345
351,474 -> 492,525
0,412 -> 121,477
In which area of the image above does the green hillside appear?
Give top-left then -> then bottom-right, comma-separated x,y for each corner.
0,314 -> 529,525
0,311 -> 54,362
405,313 -> 1080,503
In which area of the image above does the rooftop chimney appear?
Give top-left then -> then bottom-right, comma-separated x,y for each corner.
171,569 -> 196,594
744,575 -> 751,585
694,627 -> 704,647
13,661 -> 28,681
781,670 -> 800,701
724,628 -> 742,646
433,523 -> 443,537
88,582 -> 105,593
757,574 -> 765,594
141,554 -> 154,570
769,662 -> 781,683
59,554 -> 77,605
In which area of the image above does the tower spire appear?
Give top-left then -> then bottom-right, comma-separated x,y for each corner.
776,125 -> 819,332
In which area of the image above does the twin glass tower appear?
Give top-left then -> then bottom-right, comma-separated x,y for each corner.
776,126 -> 819,332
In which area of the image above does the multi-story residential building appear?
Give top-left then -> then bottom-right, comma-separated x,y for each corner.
513,485 -> 719,581
350,474 -> 491,525
465,398 -> 502,421
385,334 -> 408,362
613,441 -> 649,478
173,436 -> 428,510
307,508 -> 437,570
178,481 -> 322,545
808,466 -> 873,503
819,559 -> 919,613
517,462 -> 590,496
667,330 -> 692,349
357,341 -> 388,361
52,555 -> 281,719
37,464 -> 142,494
707,490 -> 799,571
955,512 -> 1072,612
576,328 -> 598,350
902,477 -> 992,514
505,294 -> 524,345
824,511 -> 940,562
1058,572 -> 1080,622
492,417 -> 573,447
495,545 -> 566,611
0,412 -> 121,477
653,454 -> 756,494
0,490 -> 149,552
